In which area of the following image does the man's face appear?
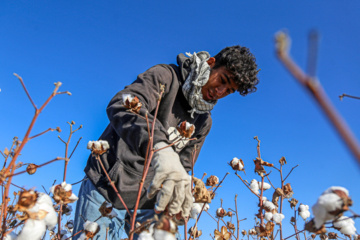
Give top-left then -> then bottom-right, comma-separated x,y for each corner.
201,59 -> 238,101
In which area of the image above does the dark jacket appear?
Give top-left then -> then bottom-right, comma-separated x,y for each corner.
84,54 -> 213,209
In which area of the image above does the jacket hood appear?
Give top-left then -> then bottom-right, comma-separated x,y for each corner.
176,53 -> 191,82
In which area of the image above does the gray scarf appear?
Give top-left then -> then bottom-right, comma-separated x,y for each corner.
182,51 -> 217,118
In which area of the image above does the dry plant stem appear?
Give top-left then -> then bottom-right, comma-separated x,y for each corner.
283,165 -> 299,182
279,164 -> 284,240
69,137 -> 82,159
29,128 -> 55,140
235,195 -> 240,240
283,229 -> 306,240
235,172 -> 260,198
276,35 -> 360,166
293,209 -> 300,240
95,155 -> 131,215
7,157 -> 64,177
129,87 -> 165,240
339,93 -> 360,100
1,78 -> 64,236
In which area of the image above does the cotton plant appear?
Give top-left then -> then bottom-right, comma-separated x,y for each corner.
50,181 -> 78,204
299,203 -> 311,221
138,216 -> 177,240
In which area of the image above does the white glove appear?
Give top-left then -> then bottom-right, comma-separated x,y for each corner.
147,142 -> 192,217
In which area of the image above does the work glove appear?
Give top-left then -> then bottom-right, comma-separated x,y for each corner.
147,142 -> 193,218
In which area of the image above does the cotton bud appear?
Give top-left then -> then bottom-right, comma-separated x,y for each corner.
273,213 -> 285,224
250,179 -> 259,195
333,216 -> 357,236
83,221 -> 100,239
216,207 -> 226,218
87,140 -> 110,155
123,94 -> 142,113
99,201 -> 118,219
226,211 -> 233,217
328,232 -> 338,239
298,204 -> 311,220
188,226 -> 202,238
206,175 -> 219,187
312,186 -> 352,229
289,198 -> 299,209
258,181 -> 271,190
227,221 -> 235,231
26,164 -> 38,175
177,121 -> 195,138
249,228 -> 257,235
50,182 -> 78,204
230,157 -> 245,171
283,183 -> 293,199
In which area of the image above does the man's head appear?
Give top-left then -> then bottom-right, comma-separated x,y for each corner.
201,45 -> 259,101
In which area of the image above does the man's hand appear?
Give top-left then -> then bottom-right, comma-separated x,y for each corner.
147,142 -> 192,217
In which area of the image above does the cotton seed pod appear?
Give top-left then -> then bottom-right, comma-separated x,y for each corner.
50,182 -> 78,204
193,177 -> 212,203
230,157 -> 245,171
304,219 -> 327,234
87,140 -> 110,155
248,228 -> 257,235
216,207 -> 227,218
328,232 -> 338,239
206,175 -> 219,187
227,221 -> 235,231
279,156 -> 287,165
177,121 -> 195,138
319,233 -> 328,240
154,215 -> 177,234
226,211 -> 233,217
241,230 -> 247,236
14,190 -> 38,212
283,183 -> 294,199
99,201 -> 113,217
289,198 -> 299,209
83,221 -> 100,239
123,94 -> 142,113
272,188 -> 284,207
26,164 -> 38,175
188,226 -> 202,238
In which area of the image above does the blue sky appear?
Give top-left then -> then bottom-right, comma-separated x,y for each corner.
1,1 -> 360,238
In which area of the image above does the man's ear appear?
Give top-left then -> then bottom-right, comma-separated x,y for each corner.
207,57 -> 215,67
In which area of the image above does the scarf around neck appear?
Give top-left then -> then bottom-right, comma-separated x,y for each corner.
182,51 -> 217,118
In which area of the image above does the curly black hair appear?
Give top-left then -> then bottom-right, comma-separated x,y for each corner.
213,45 -> 260,96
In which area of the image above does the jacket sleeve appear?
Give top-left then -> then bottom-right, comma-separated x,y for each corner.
106,65 -> 175,158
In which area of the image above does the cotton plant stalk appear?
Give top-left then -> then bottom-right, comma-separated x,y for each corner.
0,74 -> 71,238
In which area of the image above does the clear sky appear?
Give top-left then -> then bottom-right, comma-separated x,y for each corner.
1,1 -> 359,238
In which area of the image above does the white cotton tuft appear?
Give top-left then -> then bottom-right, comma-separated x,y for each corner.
261,196 -> 267,203
334,216 -> 356,235
273,213 -> 285,224
249,228 -> 257,235
100,140 -> 110,150
61,182 -> 72,192
190,203 -> 209,219
122,94 -> 133,103
264,212 -> 273,221
153,229 -> 177,240
231,157 -> 244,170
250,179 -> 259,195
28,193 -> 57,230
298,204 -> 310,220
17,219 -> 46,240
87,141 -> 93,149
49,185 -> 56,194
84,221 -> 99,233
263,201 -> 276,211
68,193 -> 79,202
258,181 -> 271,190
139,230 -> 154,240
4,232 -> 17,240
93,141 -> 102,151
324,186 -> 349,196
312,187 -> 346,229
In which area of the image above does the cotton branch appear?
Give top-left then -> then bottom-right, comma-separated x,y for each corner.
275,30 -> 360,166
339,94 -> 360,101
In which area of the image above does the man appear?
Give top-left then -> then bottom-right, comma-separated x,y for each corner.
73,46 -> 259,239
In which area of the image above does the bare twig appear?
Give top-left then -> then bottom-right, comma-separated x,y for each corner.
339,93 -> 360,101
275,31 -> 360,166
13,73 -> 37,109
69,137 -> 83,159
283,164 -> 299,182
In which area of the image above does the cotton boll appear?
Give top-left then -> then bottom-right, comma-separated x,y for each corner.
28,193 -> 57,230
100,140 -> 110,150
264,212 -> 273,221
273,213 -> 285,224
250,179 -> 259,195
93,141 -> 102,151
341,225 -> 357,236
87,141 -> 94,149
17,219 -> 46,240
334,216 -> 356,235
4,232 -> 17,240
84,221 -> 99,233
153,229 -> 177,240
190,203 -> 202,219
139,230 -> 155,240
122,94 -> 133,103
299,204 -> 311,220
68,193 -> 79,202
312,190 -> 343,229
263,201 -> 276,211
258,182 -> 271,190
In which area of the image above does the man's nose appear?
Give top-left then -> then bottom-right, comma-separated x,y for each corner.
216,86 -> 226,97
